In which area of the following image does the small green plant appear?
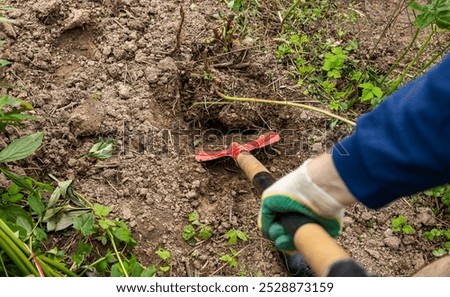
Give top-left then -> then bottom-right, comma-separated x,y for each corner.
322,47 -> 348,79
358,82 -> 384,106
423,228 -> 450,257
383,0 -> 450,93
0,3 -> 14,68
219,248 -> 238,268
155,247 -> 171,273
182,210 -> 213,245
83,139 -> 115,160
424,185 -> 450,213
224,228 -> 248,245
391,215 -> 415,235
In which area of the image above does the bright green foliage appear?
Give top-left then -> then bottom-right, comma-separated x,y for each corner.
358,82 -> 384,106
424,185 -> 450,213
409,0 -> 450,29
156,248 -> 171,261
226,0 -> 259,13
0,95 -> 36,130
182,210 -> 213,244
225,228 -> 248,245
85,139 -> 115,160
220,248 -> 238,268
391,215 -> 415,235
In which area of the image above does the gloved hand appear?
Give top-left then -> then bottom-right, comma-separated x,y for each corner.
258,159 -> 346,252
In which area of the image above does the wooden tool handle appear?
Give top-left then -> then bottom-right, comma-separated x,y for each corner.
235,151 -> 368,277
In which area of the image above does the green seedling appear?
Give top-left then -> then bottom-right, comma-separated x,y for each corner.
423,228 -> 450,257
424,185 -> 450,213
224,228 -> 248,245
156,247 -> 171,273
391,215 -> 415,235
182,211 -> 213,245
0,96 -> 36,130
219,248 -> 238,268
84,139 -> 115,160
322,47 -> 347,79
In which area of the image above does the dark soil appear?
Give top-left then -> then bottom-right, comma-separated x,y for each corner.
0,0 -> 448,276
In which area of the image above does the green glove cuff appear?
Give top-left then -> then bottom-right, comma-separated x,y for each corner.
260,194 -> 342,242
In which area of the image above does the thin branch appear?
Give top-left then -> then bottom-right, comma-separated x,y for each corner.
201,91 -> 356,126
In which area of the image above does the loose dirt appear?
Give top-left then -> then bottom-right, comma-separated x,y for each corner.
1,0 -> 447,276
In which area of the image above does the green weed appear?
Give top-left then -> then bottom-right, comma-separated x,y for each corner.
224,228 -> 248,245
83,139 -> 115,160
423,228 -> 450,257
182,210 -> 213,245
383,0 -> 450,93
391,215 -> 415,235
219,248 -> 238,268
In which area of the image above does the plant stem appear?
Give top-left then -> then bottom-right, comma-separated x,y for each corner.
212,91 -> 356,126
35,256 -> 59,277
416,40 -> 450,78
107,229 -> 129,277
280,0 -> 301,32
389,26 -> 435,93
382,27 -> 420,84
0,227 -> 38,276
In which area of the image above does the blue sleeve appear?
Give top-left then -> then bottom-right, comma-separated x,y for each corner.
332,53 -> 450,209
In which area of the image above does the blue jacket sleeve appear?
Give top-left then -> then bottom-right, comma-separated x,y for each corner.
332,53 -> 450,209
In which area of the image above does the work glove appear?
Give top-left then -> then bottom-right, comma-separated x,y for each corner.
258,159 -> 345,252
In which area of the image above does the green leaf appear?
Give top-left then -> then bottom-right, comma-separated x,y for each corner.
0,132 -> 44,163
0,16 -> 14,23
182,224 -> 196,241
188,210 -> 199,224
220,254 -> 238,268
141,265 -> 157,277
73,213 -> 97,236
111,221 -> 136,245
48,187 -> 61,208
15,216 -> 32,233
33,227 -> 47,241
432,248 -> 446,257
372,86 -> 384,98
155,248 -> 171,261
235,230 -> 248,241
0,204 -> 32,225
98,218 -> 116,229
402,224 -> 415,234
0,168 -> 34,191
72,241 -> 93,265
225,229 -> 237,245
0,59 -> 11,67
110,263 -> 125,277
199,225 -> 212,240
28,192 -> 45,217
159,266 -> 170,272
93,203 -> 112,218
7,183 -> 20,195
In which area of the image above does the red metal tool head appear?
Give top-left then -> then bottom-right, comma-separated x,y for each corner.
195,132 -> 281,162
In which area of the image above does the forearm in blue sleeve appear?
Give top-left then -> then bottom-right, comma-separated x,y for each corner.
332,53 -> 450,209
